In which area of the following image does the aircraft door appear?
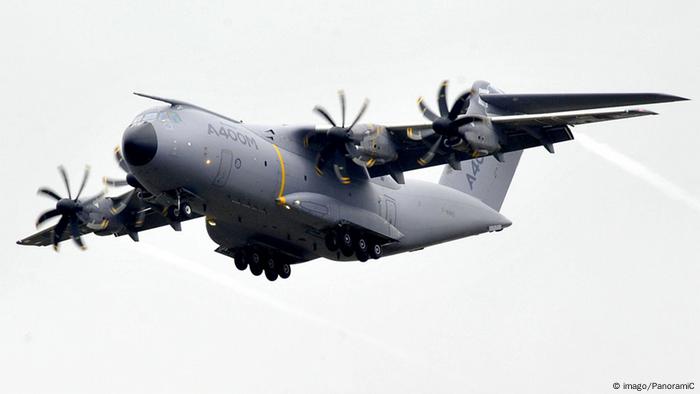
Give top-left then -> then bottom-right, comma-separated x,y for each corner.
213,149 -> 233,187
384,195 -> 397,228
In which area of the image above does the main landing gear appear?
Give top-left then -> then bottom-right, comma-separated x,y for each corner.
324,225 -> 383,262
233,247 -> 292,281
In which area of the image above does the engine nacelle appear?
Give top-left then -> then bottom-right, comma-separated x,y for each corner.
346,124 -> 398,168
458,118 -> 501,154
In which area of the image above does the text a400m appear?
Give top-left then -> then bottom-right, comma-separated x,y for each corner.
207,123 -> 259,150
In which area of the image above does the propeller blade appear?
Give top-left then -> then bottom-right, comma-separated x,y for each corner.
338,90 -> 346,128
58,165 -> 72,200
313,106 -> 337,127
103,177 -> 129,187
115,146 -> 128,172
447,152 -> 461,171
70,216 -> 86,250
74,165 -> 90,201
333,155 -> 352,185
134,209 -> 146,228
52,215 -> 69,250
417,135 -> 443,166
346,98 -> 369,131
418,97 -> 439,122
453,116 -> 477,128
314,145 -> 336,175
36,209 -> 61,227
111,189 -> 136,215
437,80 -> 449,117
83,190 -> 106,204
37,187 -> 62,201
448,91 -> 471,120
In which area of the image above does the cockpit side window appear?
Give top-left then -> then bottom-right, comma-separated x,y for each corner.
169,111 -> 182,123
131,114 -> 143,125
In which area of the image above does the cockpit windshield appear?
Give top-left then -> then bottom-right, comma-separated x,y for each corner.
130,109 -> 183,127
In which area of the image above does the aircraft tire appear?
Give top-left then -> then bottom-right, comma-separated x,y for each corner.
181,203 -> 193,218
249,250 -> 264,276
277,263 -> 291,279
264,267 -> 278,281
356,250 -> 369,262
325,231 -> 338,252
368,242 -> 382,259
339,229 -> 354,257
234,250 -> 247,271
354,235 -> 369,255
167,206 -> 180,221
266,255 -> 275,269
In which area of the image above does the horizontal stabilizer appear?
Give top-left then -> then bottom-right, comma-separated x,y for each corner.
481,93 -> 688,114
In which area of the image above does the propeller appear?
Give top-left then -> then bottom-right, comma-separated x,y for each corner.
36,166 -> 98,251
305,91 -> 369,184
103,146 -> 144,190
416,80 -> 474,166
102,147 -> 147,226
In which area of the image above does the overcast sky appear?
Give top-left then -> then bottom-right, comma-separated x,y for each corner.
1,1 -> 698,393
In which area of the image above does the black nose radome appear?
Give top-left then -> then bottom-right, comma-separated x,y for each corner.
122,122 -> 158,166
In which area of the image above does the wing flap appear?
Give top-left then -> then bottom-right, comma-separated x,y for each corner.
491,109 -> 657,128
481,93 -> 687,114
17,223 -> 93,247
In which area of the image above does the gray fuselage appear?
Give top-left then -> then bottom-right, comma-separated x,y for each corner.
124,105 -> 511,263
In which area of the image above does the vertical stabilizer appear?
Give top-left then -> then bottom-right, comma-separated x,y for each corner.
439,151 -> 523,212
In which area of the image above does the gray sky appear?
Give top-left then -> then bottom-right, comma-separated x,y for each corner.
1,1 -> 698,393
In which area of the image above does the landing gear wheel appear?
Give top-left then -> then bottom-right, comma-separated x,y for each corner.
264,267 -> 278,281
339,229 -> 354,257
167,206 -> 181,221
181,203 -> 193,218
249,250 -> 264,276
354,234 -> 369,262
277,263 -> 291,279
234,250 -> 247,271
369,241 -> 383,260
356,251 -> 369,262
263,255 -> 278,281
325,230 -> 338,252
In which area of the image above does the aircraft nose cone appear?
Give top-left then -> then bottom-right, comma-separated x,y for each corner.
122,122 -> 158,166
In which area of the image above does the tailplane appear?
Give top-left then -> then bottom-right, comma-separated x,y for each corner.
439,151 -> 523,212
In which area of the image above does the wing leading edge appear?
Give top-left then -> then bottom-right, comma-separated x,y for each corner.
480,93 -> 688,114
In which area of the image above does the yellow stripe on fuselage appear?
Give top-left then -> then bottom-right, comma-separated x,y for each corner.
272,144 -> 286,205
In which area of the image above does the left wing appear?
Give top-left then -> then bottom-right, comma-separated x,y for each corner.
369,109 -> 656,179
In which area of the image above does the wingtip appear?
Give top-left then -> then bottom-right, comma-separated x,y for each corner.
662,93 -> 690,102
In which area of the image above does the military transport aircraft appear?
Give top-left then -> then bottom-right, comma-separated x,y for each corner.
17,80 -> 687,281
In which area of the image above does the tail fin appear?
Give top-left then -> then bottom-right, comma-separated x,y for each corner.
439,151 -> 523,211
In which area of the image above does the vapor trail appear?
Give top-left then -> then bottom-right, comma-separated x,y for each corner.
135,243 -> 457,382
576,133 -> 700,214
